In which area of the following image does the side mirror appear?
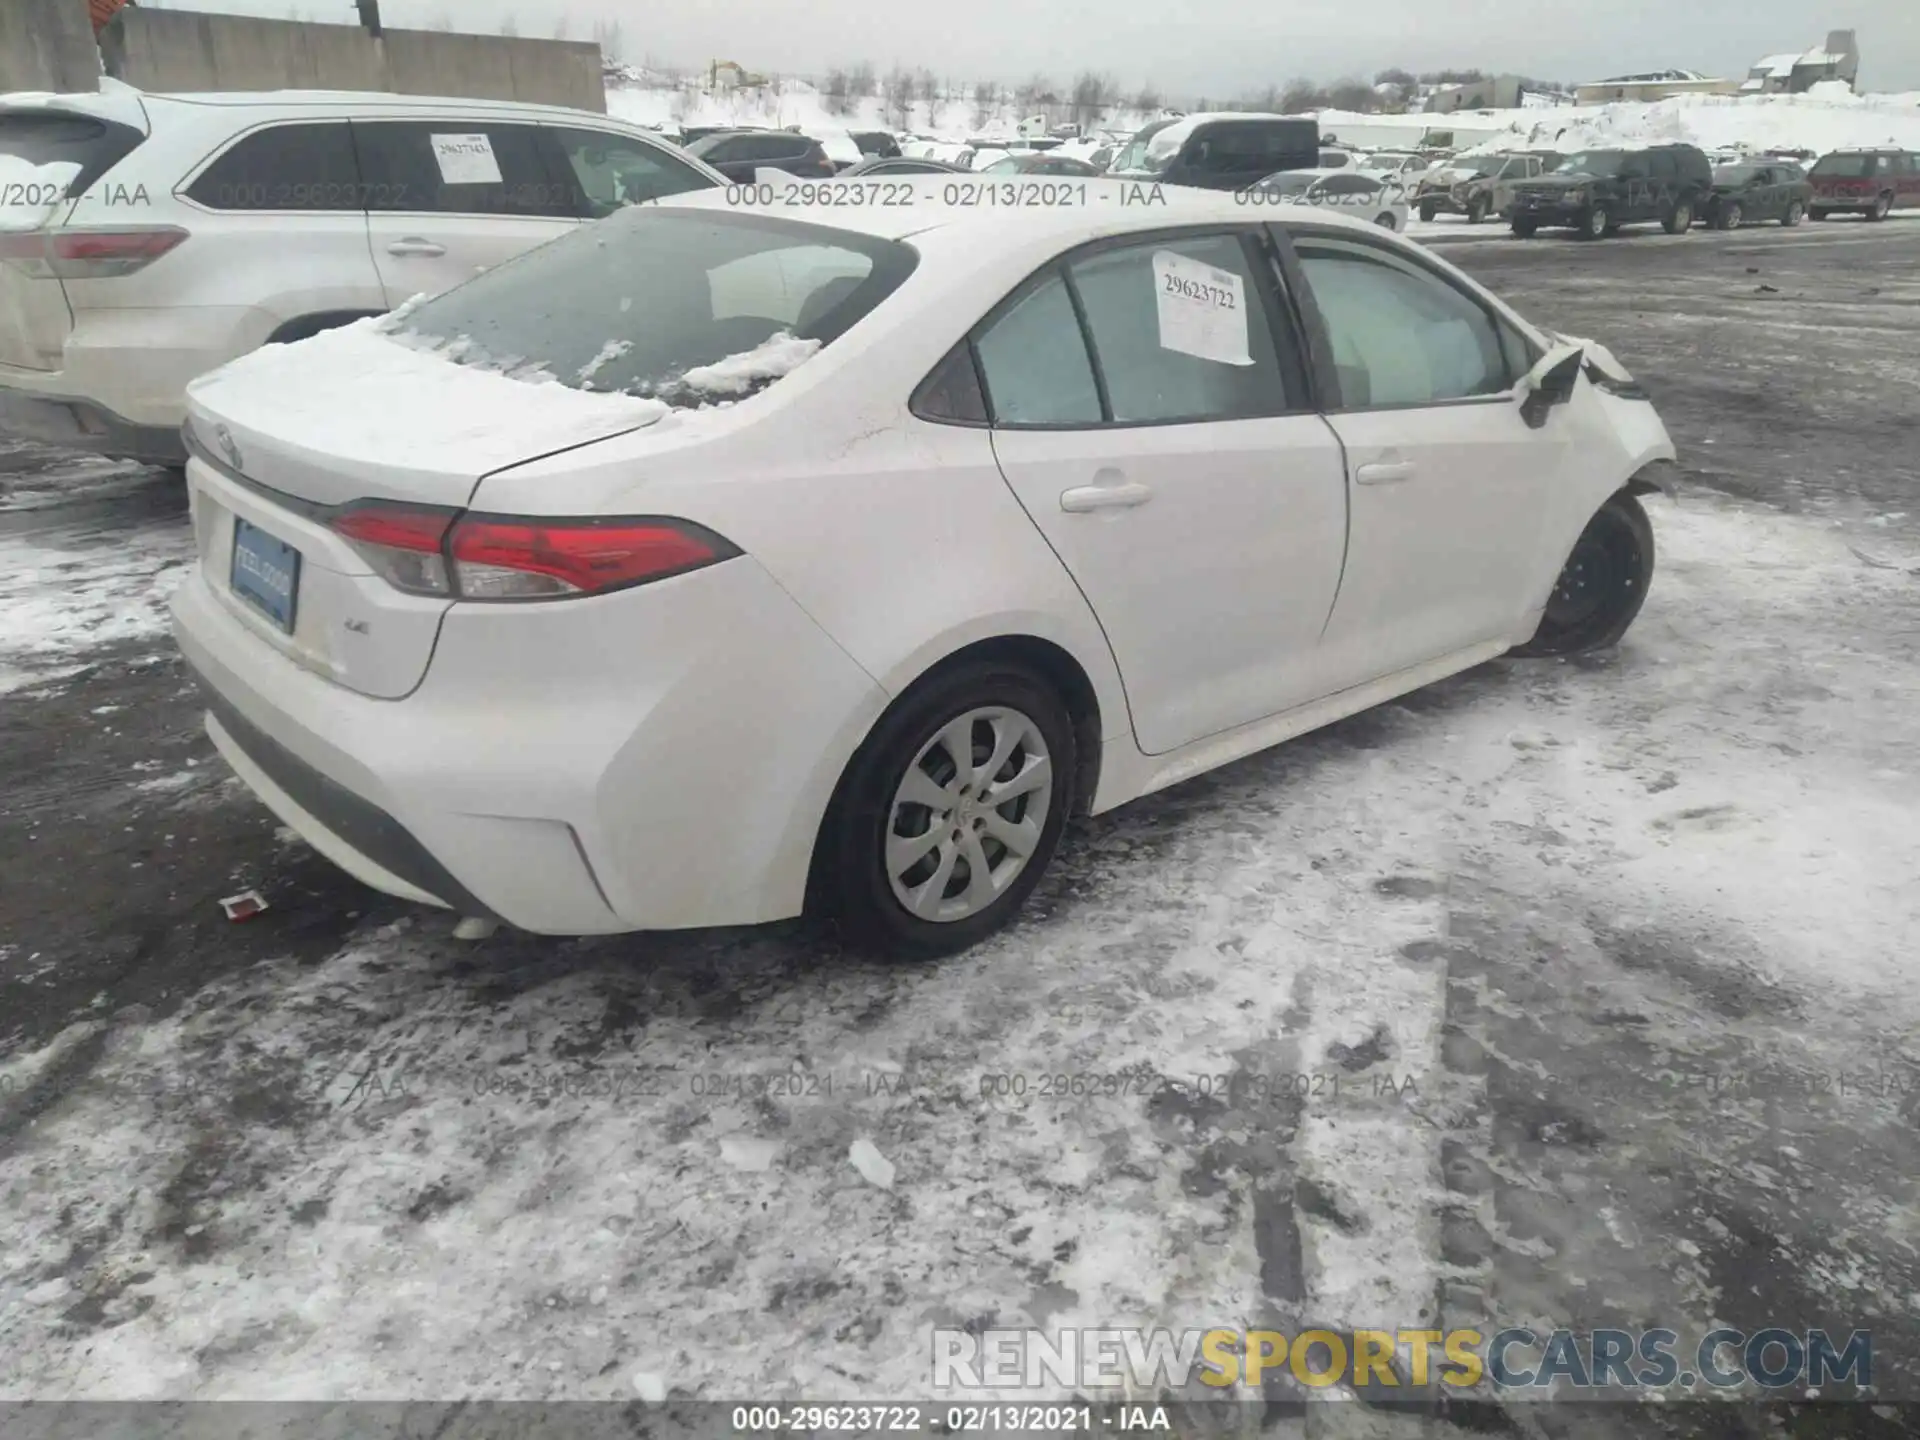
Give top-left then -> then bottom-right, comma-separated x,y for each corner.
1519,344 -> 1583,429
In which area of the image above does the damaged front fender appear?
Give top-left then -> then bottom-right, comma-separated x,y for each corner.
1626,458 -> 1681,500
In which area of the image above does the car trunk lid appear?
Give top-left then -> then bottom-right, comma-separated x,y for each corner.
183,319 -> 669,697
0,86 -> 150,371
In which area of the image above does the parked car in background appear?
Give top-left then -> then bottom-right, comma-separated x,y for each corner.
977,152 -> 1105,177
0,84 -> 724,467
1317,147 -> 1362,170
1507,144 -> 1712,239
1808,148 -> 1920,221
795,127 -> 866,172
850,131 -> 903,160
1252,169 -> 1409,230
1106,113 -> 1319,191
679,124 -> 751,145
1703,161 -> 1812,228
684,129 -> 836,181
837,156 -> 970,177
1359,151 -> 1433,183
169,181 -> 1676,957
1416,152 -> 1558,224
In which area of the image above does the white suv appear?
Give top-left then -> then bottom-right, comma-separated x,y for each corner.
0,81 -> 725,466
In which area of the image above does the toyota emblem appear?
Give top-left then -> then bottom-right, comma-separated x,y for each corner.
213,423 -> 243,471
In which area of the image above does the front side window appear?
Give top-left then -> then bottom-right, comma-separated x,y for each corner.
1066,233 -> 1295,423
548,127 -> 713,217
353,122 -> 572,217
186,123 -> 361,211
1555,150 -> 1626,178
386,209 -> 916,406
1295,236 -> 1513,408
972,271 -> 1102,425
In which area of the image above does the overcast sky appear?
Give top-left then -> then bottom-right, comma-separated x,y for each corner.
143,0 -> 1918,95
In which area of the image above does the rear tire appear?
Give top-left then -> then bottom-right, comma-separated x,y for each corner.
1512,493 -> 1655,658
1419,201 -> 1439,223
1662,199 -> 1694,234
1375,211 -> 1398,230
1809,206 -> 1829,221
1866,192 -> 1893,222
1782,200 -> 1805,227
821,661 -> 1076,959
1510,219 -> 1537,238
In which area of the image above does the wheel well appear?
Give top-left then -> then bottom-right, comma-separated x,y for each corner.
1623,458 -> 1679,500
801,634 -> 1106,916
263,310 -> 386,347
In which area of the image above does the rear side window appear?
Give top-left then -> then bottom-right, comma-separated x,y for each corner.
547,127 -> 714,217
0,112 -> 146,197
1066,233 -> 1297,424
185,123 -> 361,211
388,208 -> 917,407
352,121 -> 573,217
1648,151 -> 1677,179
1811,153 -> 1875,177
972,272 -> 1102,425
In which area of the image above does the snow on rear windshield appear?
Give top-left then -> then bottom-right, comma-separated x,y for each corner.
386,207 -> 918,408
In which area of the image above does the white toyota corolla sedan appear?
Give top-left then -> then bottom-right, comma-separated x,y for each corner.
169,179 -> 1677,957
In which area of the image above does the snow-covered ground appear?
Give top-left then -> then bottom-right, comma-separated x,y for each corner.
609,75 -> 1920,164
2,489 -> 1917,1400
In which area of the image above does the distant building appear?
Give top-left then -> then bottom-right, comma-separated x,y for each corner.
1423,75 -> 1526,113
1574,69 -> 1741,104
1740,31 -> 1860,94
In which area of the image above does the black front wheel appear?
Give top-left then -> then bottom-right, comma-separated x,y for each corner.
820,660 -> 1076,959
1716,201 -> 1742,231
1782,200 -> 1805,227
1419,201 -> 1439,223
1510,219 -> 1538,238
1579,206 -> 1609,240
1466,194 -> 1490,224
1513,493 -> 1656,658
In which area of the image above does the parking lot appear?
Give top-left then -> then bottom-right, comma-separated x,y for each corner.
3,218 -> 1919,1428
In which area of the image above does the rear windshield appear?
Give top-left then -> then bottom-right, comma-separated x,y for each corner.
386,207 -> 918,408
1713,164 -> 1762,184
1810,153 -> 1877,177
0,112 -> 146,196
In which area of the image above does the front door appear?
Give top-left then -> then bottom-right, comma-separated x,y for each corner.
1284,227 -> 1568,685
351,119 -> 579,306
976,228 -> 1350,755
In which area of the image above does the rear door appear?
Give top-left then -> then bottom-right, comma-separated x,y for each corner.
1893,152 -> 1920,210
352,118 -> 579,305
0,104 -> 147,371
1643,150 -> 1677,221
1285,226 -> 1563,685
978,227 -> 1351,753
176,121 -> 383,334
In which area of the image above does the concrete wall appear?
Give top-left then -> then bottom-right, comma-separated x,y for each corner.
112,10 -> 606,112
0,0 -> 102,94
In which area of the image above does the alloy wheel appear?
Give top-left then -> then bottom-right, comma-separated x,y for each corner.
884,706 -> 1053,924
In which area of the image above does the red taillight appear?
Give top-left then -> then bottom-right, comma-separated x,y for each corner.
450,516 -> 733,599
327,504 -> 736,601
330,502 -> 456,596
0,226 -> 189,280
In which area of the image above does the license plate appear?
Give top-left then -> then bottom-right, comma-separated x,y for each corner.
230,516 -> 301,633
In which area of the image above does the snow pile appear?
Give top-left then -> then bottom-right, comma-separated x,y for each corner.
1450,89 -> 1920,156
0,522 -> 192,686
677,332 -> 822,397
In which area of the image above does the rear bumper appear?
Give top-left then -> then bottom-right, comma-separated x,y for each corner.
169,542 -> 888,936
0,383 -> 186,465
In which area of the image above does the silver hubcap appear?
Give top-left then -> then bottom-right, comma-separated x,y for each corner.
885,706 -> 1053,923
1590,210 -> 1605,234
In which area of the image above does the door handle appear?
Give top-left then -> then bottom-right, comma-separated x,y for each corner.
1355,460 -> 1416,485
1060,481 -> 1153,512
386,238 -> 447,257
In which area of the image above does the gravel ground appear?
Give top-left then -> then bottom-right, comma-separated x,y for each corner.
2,219 -> 1917,1436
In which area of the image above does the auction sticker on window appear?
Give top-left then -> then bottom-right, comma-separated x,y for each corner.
1152,250 -> 1252,366
430,133 -> 502,185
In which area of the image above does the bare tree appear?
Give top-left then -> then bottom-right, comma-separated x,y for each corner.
1013,74 -> 1057,119
917,68 -> 942,127
849,62 -> 878,100
1131,86 -> 1161,114
881,66 -> 917,130
1325,76 -> 1379,112
1069,71 -> 1118,128
1279,78 -> 1327,112
823,67 -> 855,117
971,80 -> 1002,130
591,18 -> 625,60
